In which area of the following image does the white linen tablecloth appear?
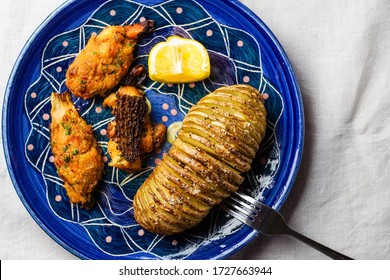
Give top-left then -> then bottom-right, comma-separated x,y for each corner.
1,0 -> 389,260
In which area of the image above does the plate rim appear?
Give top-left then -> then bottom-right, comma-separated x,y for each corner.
2,0 -> 304,260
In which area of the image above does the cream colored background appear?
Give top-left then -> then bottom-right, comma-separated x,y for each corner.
1,0 -> 389,259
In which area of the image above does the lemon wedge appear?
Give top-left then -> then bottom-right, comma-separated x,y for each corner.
148,36 -> 210,83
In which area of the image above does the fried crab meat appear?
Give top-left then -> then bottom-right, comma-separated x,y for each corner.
50,92 -> 104,209
65,20 -> 154,99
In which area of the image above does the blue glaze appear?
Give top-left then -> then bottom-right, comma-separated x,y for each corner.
2,0 -> 304,260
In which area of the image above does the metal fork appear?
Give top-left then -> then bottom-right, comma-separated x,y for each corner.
221,192 -> 353,260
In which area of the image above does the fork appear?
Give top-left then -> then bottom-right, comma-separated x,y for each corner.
221,192 -> 353,260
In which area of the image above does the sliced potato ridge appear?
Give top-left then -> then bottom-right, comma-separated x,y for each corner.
187,110 -> 261,152
182,116 -> 256,159
173,138 -> 243,187
188,106 -> 263,143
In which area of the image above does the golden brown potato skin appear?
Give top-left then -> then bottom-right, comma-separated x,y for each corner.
133,84 -> 267,235
66,22 -> 152,99
50,92 -> 104,209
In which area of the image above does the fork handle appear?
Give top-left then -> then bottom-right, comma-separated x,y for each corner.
288,229 -> 354,260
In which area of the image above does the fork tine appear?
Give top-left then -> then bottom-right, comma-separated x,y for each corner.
232,191 -> 263,209
224,196 -> 255,217
228,193 -> 258,213
221,192 -> 272,229
220,193 -> 260,227
220,201 -> 253,226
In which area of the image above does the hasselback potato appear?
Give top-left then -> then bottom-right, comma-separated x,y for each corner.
133,84 -> 267,235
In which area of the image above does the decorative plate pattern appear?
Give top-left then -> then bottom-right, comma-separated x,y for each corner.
3,0 -> 304,260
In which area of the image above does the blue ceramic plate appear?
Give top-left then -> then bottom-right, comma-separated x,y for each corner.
2,0 -> 304,259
